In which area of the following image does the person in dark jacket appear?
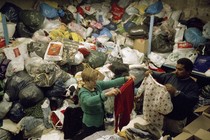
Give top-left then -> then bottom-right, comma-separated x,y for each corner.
145,58 -> 199,137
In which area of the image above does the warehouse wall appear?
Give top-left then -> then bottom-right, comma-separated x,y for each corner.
0,0 -> 70,9
162,0 -> 210,22
0,0 -> 36,9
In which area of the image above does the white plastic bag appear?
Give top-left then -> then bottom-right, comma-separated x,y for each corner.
174,23 -> 187,43
69,51 -> 84,65
105,43 -> 123,64
41,18 -> 62,31
32,29 -> 51,42
68,22 -> 87,39
41,129 -> 64,140
121,47 -> 144,65
0,22 -> 16,38
148,52 -> 166,67
5,57 -> 25,77
3,43 -> 30,61
203,21 -> 210,39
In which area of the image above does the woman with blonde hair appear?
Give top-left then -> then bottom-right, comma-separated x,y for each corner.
73,67 -> 135,140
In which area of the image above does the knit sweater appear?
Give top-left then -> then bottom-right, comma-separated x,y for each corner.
114,79 -> 134,132
78,77 -> 126,127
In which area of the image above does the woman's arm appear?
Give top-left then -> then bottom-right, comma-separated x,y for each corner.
97,75 -> 135,90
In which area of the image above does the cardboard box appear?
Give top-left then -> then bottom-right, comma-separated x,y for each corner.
202,107 -> 210,118
194,105 -> 210,118
183,115 -> 210,134
173,132 -> 193,140
133,39 -> 148,54
173,129 -> 210,140
175,108 -> 210,140
194,129 -> 210,140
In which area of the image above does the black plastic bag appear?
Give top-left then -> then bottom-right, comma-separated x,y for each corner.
83,50 -> 107,69
196,42 -> 210,56
0,58 -> 11,80
45,80 -> 66,97
19,10 -> 45,32
5,71 -> 34,101
19,84 -> 44,107
179,17 -> 205,31
59,9 -> 74,24
14,22 -> 34,38
128,24 -> 149,37
108,62 -> 129,78
201,85 -> 210,99
151,34 -> 174,53
49,97 -> 64,111
8,102 -> 25,123
0,2 -> 22,22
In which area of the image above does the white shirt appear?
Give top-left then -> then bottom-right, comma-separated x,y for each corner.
137,74 -> 173,128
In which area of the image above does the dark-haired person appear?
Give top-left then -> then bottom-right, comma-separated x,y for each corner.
145,58 -> 199,137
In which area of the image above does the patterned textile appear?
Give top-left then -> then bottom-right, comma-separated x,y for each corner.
137,74 -> 173,128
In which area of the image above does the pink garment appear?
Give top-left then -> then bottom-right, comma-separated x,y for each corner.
114,79 -> 134,132
137,74 -> 173,128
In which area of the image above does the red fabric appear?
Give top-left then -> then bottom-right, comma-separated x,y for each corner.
78,47 -> 90,57
114,79 -> 134,133
111,3 -> 125,20
0,38 -> 5,48
178,41 -> 193,49
51,109 -> 66,128
77,6 -> 84,16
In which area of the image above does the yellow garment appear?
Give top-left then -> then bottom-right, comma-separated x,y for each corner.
49,24 -> 72,40
70,32 -> 84,42
117,130 -> 129,140
133,3 -> 148,15
49,25 -> 84,42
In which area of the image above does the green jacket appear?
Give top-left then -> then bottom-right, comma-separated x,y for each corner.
78,77 -> 126,127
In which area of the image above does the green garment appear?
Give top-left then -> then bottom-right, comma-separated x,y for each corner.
78,77 -> 126,127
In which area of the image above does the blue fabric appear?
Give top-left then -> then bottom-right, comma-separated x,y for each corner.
99,27 -> 112,38
193,55 -> 210,72
39,3 -> 59,19
145,1 -> 163,15
124,21 -> 136,32
184,27 -> 207,47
